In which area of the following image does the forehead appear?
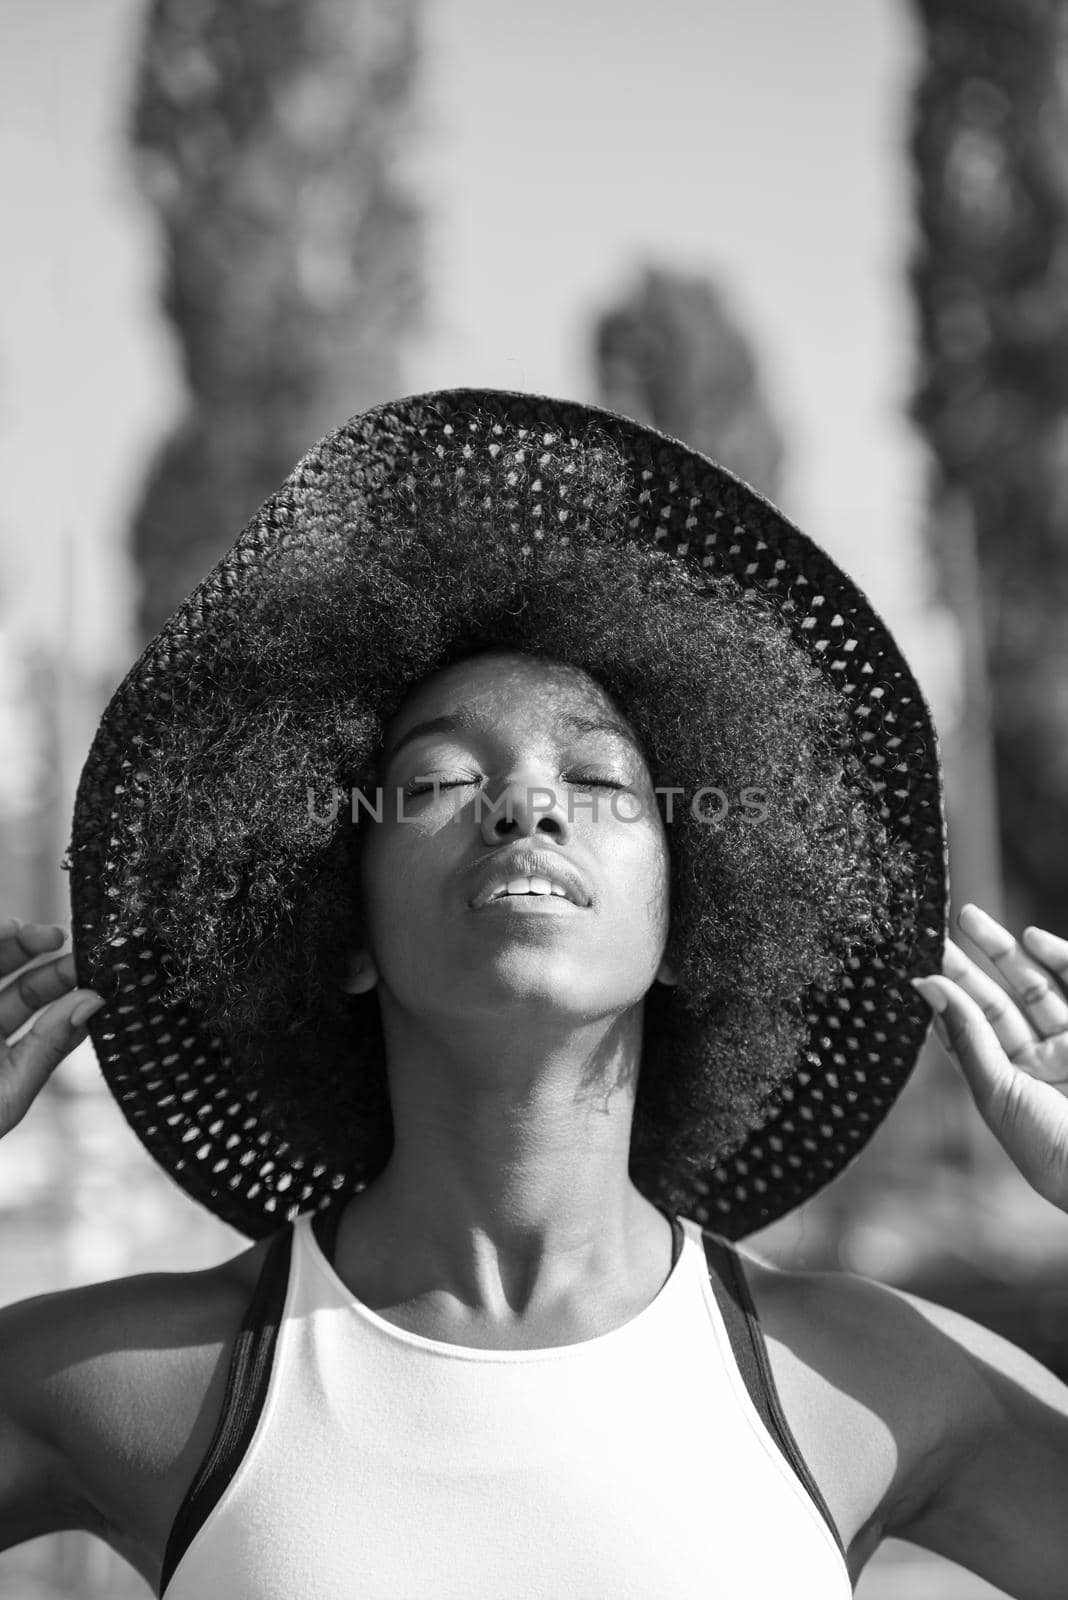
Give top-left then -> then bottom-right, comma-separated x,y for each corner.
384,652 -> 638,747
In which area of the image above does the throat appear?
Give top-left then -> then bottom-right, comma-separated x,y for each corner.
323,1202 -> 681,1352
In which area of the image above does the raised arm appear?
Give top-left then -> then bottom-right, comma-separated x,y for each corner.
0,918 -> 109,1549
904,904 -> 1068,1597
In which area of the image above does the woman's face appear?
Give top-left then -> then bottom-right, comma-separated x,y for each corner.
351,650 -> 674,1027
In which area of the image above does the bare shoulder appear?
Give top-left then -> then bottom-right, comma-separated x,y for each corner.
732,1244 -> 1068,1586
0,1233 -> 272,1590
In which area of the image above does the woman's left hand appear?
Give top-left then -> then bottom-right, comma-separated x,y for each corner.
912,904 -> 1068,1212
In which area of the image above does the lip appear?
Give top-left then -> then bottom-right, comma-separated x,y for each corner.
466,847 -> 591,910
474,896 -> 580,914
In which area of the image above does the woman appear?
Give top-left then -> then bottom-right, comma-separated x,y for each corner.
2,390 -> 1067,1597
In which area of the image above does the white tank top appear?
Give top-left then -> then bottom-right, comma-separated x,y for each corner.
160,1209 -> 851,1599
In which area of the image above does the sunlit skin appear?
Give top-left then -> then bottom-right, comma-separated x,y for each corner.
8,685 -> 1068,1592
914,903 -> 1068,1210
335,650 -> 680,1334
329,648 -> 1068,1343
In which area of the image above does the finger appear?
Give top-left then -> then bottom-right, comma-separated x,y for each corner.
913,974 -> 1015,1103
913,973 -> 1068,1173
941,937 -> 1038,1062
0,950 -> 78,1039
952,902 -> 1068,1036
937,945 -> 1068,1086
0,920 -> 68,982
1022,922 -> 1068,986
0,988 -> 103,1135
956,904 -> 1068,1039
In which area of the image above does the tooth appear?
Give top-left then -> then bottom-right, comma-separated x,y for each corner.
483,874 -> 576,904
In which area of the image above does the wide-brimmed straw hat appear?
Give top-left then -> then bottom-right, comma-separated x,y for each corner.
67,389 -> 948,1241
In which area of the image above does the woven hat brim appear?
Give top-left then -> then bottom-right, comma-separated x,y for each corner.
68,388 -> 948,1239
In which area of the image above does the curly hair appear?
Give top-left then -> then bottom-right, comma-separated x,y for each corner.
99,415 -> 917,1208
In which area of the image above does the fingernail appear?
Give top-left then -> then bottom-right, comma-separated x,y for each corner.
910,976 -> 949,1013
70,995 -> 105,1027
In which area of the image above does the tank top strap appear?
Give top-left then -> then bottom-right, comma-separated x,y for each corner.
699,1228 -> 845,1562
160,1222 -> 294,1596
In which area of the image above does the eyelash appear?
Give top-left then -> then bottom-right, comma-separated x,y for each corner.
402,774 -> 626,798
403,778 -> 477,797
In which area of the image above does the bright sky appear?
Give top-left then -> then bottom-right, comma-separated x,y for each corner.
406,0 -> 947,687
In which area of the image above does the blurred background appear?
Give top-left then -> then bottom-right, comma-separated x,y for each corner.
2,0 -> 1067,1595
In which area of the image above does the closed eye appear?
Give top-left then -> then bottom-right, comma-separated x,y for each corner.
564,775 -> 628,790
403,774 -> 629,798
403,777 -> 482,798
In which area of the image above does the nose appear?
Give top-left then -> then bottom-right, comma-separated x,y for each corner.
478,770 -> 572,846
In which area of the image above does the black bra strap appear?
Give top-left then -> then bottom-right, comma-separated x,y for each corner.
311,1199 -> 344,1266
160,1223 -> 294,1595
700,1229 -> 846,1560
654,1200 -> 684,1272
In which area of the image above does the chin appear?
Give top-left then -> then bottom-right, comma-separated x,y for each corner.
448,957 -> 646,1020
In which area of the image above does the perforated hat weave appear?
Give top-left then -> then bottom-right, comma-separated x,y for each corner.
67,389 -> 948,1241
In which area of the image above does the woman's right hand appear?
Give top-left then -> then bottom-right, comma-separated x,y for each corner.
0,918 -> 105,1138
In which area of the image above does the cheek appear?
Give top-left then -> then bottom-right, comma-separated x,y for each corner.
356,831 -> 408,940
646,847 -> 673,937
603,819 -> 671,929
357,826 -> 439,953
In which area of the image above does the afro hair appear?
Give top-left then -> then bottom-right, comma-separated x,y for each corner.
90,412 -> 917,1210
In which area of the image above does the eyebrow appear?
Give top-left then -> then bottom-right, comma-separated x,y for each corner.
382,709 -> 640,769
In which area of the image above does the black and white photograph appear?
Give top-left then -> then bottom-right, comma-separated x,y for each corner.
2,2 -> 1068,1597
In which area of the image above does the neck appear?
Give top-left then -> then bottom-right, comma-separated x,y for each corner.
343,997 -> 661,1317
